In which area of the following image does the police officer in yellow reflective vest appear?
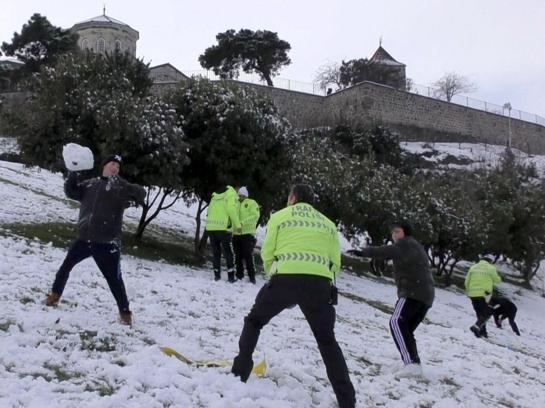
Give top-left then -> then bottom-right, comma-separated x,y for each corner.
231,184 -> 356,408
205,185 -> 241,282
233,186 -> 260,284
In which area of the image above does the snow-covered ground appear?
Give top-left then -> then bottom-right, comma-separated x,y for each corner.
0,137 -> 20,154
1,143 -> 545,407
401,142 -> 545,174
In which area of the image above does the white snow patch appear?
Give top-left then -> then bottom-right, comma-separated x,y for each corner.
1,157 -> 545,407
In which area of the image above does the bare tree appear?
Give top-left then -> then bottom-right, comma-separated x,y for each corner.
433,72 -> 477,102
314,62 -> 343,93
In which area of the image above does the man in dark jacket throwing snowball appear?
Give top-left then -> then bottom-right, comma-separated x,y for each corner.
45,154 -> 146,326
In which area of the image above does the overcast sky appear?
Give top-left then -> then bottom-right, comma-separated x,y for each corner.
2,0 -> 544,116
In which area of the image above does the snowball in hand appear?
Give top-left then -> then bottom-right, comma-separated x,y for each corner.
62,143 -> 94,171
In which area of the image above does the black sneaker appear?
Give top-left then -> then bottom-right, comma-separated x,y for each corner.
227,272 -> 236,283
470,325 -> 481,338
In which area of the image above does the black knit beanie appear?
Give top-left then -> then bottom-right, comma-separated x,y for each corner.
101,154 -> 122,168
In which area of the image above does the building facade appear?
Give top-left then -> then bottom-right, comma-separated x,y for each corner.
368,45 -> 407,90
71,12 -> 139,57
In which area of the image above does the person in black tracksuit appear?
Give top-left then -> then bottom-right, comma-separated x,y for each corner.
348,222 -> 435,372
45,154 -> 146,326
489,289 -> 521,336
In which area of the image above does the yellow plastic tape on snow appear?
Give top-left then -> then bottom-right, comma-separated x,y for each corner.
160,347 -> 267,377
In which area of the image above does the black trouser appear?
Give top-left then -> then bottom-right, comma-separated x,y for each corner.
490,297 -> 520,335
233,234 -> 256,279
208,231 -> 234,277
232,274 -> 356,408
390,297 -> 429,365
470,297 -> 494,336
51,240 -> 130,312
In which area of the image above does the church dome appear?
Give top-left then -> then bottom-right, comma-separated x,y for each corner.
71,11 -> 139,57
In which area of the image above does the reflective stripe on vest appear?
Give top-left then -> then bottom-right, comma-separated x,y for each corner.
278,220 -> 334,233
276,252 -> 330,267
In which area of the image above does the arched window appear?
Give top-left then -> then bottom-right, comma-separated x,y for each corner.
97,38 -> 105,53
81,38 -> 89,49
115,40 -> 122,52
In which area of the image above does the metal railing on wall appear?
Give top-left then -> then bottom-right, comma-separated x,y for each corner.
182,70 -> 324,95
180,69 -> 545,127
410,83 -> 545,127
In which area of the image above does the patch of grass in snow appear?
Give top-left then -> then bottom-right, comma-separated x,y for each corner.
0,175 -> 78,208
0,222 -> 203,267
141,336 -> 156,346
0,152 -> 23,164
0,320 -> 16,331
439,377 -> 461,390
1,222 -> 76,248
438,154 -> 474,166
20,371 -> 53,382
340,255 -> 371,275
79,330 -> 116,352
43,362 -> 83,382
339,291 -> 394,314
123,232 -> 201,266
84,379 -> 117,396
0,175 -> 20,187
19,296 -> 35,305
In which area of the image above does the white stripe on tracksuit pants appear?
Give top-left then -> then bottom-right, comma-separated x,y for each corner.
390,297 -> 429,365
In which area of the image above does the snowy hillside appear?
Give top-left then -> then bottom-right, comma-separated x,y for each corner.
401,142 -> 545,174
1,145 -> 545,407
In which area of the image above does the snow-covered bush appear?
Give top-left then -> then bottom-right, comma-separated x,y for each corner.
169,78 -> 293,252
16,52 -> 187,239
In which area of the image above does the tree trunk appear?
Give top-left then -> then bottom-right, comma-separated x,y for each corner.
198,231 -> 209,253
263,71 -> 274,86
445,258 -> 460,287
135,204 -> 150,242
524,261 -> 541,285
193,198 -> 209,255
134,188 -> 180,242
444,271 -> 452,286
370,258 -> 385,276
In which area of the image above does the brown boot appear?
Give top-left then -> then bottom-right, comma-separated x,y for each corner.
45,292 -> 60,307
119,311 -> 133,326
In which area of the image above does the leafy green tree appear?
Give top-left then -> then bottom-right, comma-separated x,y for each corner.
423,173 -> 485,285
487,150 -> 545,284
17,52 -> 185,239
508,184 -> 545,283
1,13 -> 78,75
332,125 -> 405,167
199,29 -> 291,86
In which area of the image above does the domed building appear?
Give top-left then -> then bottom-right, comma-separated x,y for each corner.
71,9 -> 139,56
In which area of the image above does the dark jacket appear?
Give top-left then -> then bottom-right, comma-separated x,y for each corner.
354,236 -> 435,307
488,293 -> 517,319
65,172 -> 146,243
